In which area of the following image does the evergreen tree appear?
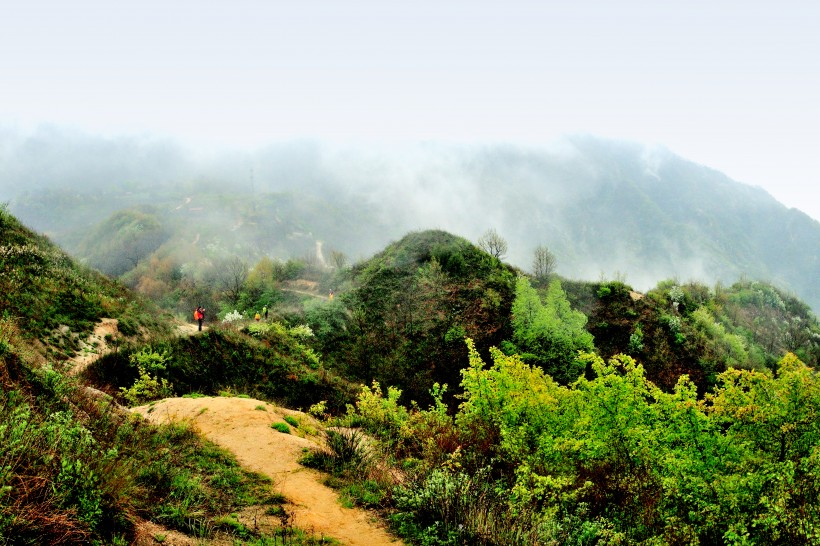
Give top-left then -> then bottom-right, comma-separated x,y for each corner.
508,276 -> 594,383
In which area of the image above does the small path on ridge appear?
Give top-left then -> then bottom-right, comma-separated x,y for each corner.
134,397 -> 403,546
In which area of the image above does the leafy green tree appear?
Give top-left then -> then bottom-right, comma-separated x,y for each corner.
508,276 -> 594,383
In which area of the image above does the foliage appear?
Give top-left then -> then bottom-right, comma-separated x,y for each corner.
307,400 -> 328,420
271,422 -> 291,434
283,415 -> 300,428
301,429 -> 373,477
0,210 -> 168,348
563,276 -> 820,394
119,347 -> 174,405
373,342 -> 820,545
392,467 -> 546,546
0,356 -> 280,544
74,207 -> 170,277
316,230 -> 517,405
89,325 -> 357,413
506,276 -> 594,383
346,381 -> 410,440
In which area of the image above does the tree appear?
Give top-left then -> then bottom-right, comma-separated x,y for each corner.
477,229 -> 508,260
508,276 -> 594,383
217,256 -> 249,305
532,245 -> 556,285
329,249 -> 348,270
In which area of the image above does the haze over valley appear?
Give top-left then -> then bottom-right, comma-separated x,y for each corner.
3,126 -> 819,312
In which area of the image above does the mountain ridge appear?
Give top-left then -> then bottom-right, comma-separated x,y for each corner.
4,130 -> 819,311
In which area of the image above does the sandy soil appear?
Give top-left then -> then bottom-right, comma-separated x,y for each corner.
67,318 -> 120,376
133,396 -> 403,546
68,318 -> 204,376
176,321 -> 202,335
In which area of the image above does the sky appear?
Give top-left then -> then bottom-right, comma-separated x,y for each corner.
1,0 -> 819,221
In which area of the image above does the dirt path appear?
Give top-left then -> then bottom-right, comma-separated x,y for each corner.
69,318 -> 205,376
281,287 -> 329,300
67,318 -> 120,376
176,321 -> 203,335
134,397 -> 403,546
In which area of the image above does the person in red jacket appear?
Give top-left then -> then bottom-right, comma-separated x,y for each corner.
194,306 -> 205,331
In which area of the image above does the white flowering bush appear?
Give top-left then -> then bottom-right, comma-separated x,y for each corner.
289,324 -> 314,339
222,310 -> 244,324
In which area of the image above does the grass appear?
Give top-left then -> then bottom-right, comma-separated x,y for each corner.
271,422 -> 291,434
283,415 -> 299,428
336,480 -> 385,510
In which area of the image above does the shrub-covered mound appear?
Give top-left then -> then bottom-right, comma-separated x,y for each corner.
309,229 -> 518,405
88,322 -> 358,412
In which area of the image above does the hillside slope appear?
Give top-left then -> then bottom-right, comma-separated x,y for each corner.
0,208 -> 374,544
302,230 -> 517,405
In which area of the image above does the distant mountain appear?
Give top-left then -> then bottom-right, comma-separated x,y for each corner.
4,129 -> 819,311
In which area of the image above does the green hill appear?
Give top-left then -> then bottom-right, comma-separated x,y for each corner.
0,207 -> 353,543
4,200 -> 820,544
316,230 -> 517,404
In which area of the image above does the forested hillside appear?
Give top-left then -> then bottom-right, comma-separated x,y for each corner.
4,192 -> 820,543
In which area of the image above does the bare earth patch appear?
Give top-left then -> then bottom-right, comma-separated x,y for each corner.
133,396 -> 403,546
67,318 -> 119,376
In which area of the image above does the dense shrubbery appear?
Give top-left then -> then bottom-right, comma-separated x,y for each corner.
0,325 -> 280,544
303,230 -> 517,406
345,341 -> 820,545
6,201 -> 820,545
564,277 -> 820,394
503,276 -> 594,383
89,323 -> 357,412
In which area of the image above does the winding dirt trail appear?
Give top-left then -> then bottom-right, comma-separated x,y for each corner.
134,397 -> 402,546
67,318 -> 119,376
72,318 -> 398,544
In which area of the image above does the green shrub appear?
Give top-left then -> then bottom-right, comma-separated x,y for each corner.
120,364 -> 173,406
308,400 -> 328,420
301,429 -> 372,477
271,422 -> 291,434
283,415 -> 299,428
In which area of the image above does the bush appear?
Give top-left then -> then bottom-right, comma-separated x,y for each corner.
283,415 -> 299,428
271,422 -> 291,434
301,429 -> 372,477
119,348 -> 173,405
392,467 -> 545,545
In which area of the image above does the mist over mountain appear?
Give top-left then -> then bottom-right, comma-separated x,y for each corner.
4,126 -> 819,311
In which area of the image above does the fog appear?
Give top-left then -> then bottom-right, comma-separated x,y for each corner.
2,125 -> 818,310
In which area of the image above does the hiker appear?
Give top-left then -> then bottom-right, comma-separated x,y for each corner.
195,306 -> 205,331
262,305 -> 268,320
329,289 -> 334,300
255,311 -> 261,321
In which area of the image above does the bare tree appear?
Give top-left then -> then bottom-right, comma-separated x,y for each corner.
477,228 -> 508,260
218,256 -> 249,305
532,245 -> 557,285
329,249 -> 348,270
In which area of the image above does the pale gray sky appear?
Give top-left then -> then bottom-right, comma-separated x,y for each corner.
1,0 -> 819,220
